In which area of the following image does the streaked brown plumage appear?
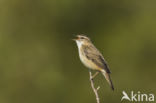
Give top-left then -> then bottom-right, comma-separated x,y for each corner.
73,35 -> 114,90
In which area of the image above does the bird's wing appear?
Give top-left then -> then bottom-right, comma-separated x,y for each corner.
82,45 -> 111,73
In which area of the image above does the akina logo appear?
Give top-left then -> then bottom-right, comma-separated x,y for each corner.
121,91 -> 154,102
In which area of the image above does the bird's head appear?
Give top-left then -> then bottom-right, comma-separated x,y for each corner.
73,35 -> 91,47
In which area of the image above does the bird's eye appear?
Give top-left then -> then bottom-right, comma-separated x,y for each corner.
80,37 -> 85,39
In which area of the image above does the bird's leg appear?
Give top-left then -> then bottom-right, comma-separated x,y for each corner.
91,71 -> 99,80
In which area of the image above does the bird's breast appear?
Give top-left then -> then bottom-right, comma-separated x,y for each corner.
78,49 -> 101,71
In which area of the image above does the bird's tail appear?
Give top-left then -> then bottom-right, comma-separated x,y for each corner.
101,70 -> 114,91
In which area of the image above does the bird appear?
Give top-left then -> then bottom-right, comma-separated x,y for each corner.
73,34 -> 114,90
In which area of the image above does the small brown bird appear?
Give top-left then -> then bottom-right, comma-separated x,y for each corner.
73,35 -> 114,90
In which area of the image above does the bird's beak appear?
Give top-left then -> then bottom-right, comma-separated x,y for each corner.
72,39 -> 77,41
72,35 -> 79,41
72,38 -> 77,41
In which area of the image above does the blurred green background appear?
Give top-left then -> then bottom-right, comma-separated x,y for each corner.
0,0 -> 156,103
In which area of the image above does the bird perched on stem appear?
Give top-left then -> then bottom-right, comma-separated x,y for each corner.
73,35 -> 114,90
